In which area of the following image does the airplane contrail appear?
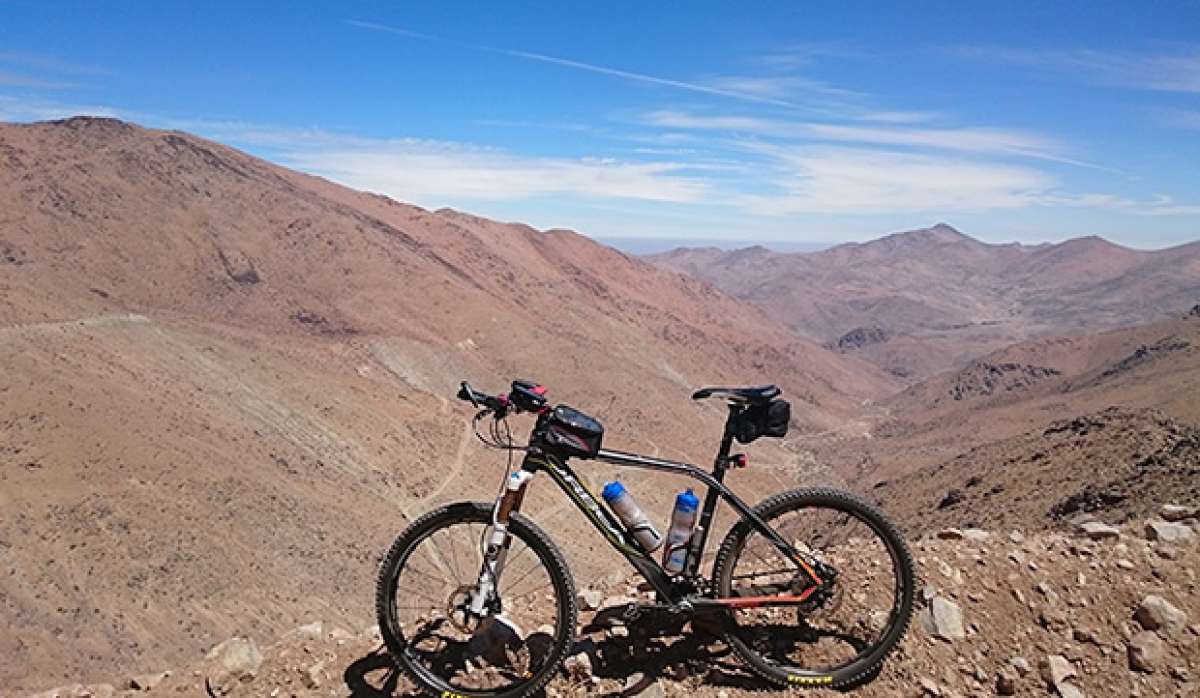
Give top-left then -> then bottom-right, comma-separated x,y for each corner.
345,19 -> 800,109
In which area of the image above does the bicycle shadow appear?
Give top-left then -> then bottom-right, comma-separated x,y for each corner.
342,609 -> 884,696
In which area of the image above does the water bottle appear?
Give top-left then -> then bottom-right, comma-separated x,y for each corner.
662,489 -> 700,574
602,482 -> 663,553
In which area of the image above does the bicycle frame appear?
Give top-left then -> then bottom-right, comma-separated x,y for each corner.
509,413 -> 823,607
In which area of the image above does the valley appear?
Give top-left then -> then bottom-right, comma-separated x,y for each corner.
1,117 -> 1197,696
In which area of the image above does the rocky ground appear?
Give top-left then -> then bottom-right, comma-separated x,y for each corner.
26,503 -> 1197,698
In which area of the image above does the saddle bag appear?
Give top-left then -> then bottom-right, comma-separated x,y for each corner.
544,405 -> 604,458
732,399 -> 791,444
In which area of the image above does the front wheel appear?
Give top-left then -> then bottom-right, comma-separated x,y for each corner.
712,487 -> 915,689
375,502 -> 577,698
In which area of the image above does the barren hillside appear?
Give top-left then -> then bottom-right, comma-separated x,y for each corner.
648,224 -> 1200,380
0,117 -> 894,691
785,309 -> 1200,493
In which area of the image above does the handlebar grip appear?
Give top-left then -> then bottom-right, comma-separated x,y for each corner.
457,381 -> 483,407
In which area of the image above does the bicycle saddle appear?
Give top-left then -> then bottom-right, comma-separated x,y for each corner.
691,385 -> 781,404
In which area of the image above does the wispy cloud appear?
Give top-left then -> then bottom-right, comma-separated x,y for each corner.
0,70 -> 85,90
1045,192 -> 1200,216
640,110 -> 1101,167
702,74 -> 863,101
953,46 -> 1200,93
0,51 -> 111,76
180,120 -> 710,204
736,145 -> 1056,215
0,94 -> 120,121
346,19 -> 803,108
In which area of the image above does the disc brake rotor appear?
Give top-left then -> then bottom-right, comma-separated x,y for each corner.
447,585 -> 483,633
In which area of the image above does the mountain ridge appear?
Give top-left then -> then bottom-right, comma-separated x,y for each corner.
648,224 -> 1200,380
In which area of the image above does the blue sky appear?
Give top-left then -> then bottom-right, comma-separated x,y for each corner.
2,2 -> 1198,248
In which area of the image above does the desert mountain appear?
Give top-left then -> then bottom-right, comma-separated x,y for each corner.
0,117 -> 894,691
648,224 -> 1200,380
751,308 -> 1200,549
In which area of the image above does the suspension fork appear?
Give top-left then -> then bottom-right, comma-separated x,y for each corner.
468,468 -> 534,615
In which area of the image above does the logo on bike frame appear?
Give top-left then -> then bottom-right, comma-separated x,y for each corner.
535,456 -> 648,559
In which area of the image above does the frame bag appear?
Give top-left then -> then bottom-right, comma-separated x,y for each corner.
732,399 -> 791,444
544,405 -> 604,458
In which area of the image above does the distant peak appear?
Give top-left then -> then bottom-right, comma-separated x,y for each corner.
871,223 -> 974,248
923,223 -> 970,241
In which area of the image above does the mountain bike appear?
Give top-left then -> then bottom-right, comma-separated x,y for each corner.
376,379 -> 915,697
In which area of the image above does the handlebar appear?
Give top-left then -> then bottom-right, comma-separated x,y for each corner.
457,379 -> 548,416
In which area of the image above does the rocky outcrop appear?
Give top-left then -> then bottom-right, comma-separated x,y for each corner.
947,361 -> 1062,401
834,326 -> 891,351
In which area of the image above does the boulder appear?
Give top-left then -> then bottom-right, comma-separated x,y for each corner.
1128,631 -> 1164,673
204,637 -> 263,695
1160,504 -> 1197,521
1145,520 -> 1194,543
1134,595 -> 1188,637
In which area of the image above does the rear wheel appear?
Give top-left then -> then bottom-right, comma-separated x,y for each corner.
376,502 -> 577,698
712,488 -> 915,689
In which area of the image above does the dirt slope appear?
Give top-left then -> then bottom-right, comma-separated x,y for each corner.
648,224 -> 1200,380
28,512 -> 1200,697
0,117 -> 894,690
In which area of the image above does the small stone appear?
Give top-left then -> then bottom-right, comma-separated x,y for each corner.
1116,559 -> 1135,570
302,661 -> 324,689
1073,627 -> 1097,644
623,672 -> 665,698
995,667 -> 1018,695
937,528 -> 964,540
564,650 -> 593,679
1145,520 -> 1194,543
1161,504 -> 1197,521
1009,657 -> 1031,676
962,528 -> 991,543
1078,521 -> 1120,540
578,589 -> 604,611
1008,530 -> 1025,544
921,596 -> 966,640
1134,595 -> 1188,637
1128,631 -> 1163,673
918,676 -> 942,695
288,621 -> 324,639
128,671 -> 169,691
1039,654 -> 1076,687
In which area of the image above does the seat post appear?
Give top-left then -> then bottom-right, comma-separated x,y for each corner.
684,405 -> 738,576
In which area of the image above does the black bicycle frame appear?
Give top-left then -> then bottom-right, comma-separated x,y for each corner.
518,420 -> 816,603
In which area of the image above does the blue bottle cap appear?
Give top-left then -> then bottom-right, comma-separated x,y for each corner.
675,488 -> 699,513
602,481 -> 626,502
